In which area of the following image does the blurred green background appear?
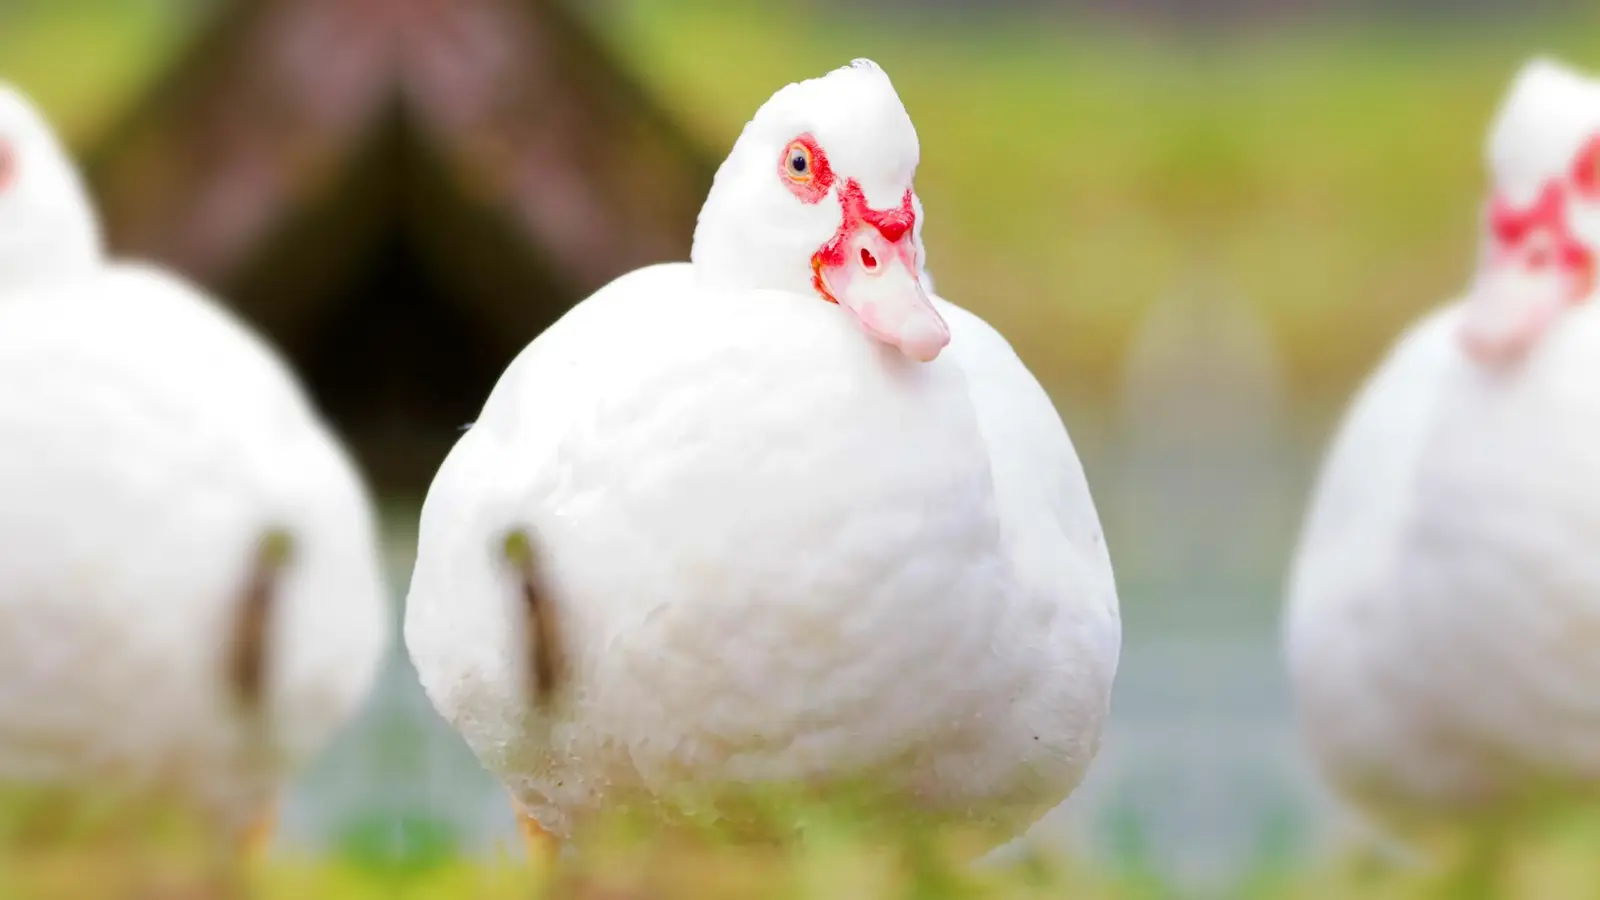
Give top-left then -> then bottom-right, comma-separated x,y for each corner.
5,0 -> 1600,893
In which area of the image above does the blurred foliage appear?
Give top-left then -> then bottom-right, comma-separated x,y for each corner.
1244,803 -> 1600,900
5,1 -> 1600,413
0,1 -> 202,147
597,1 -> 1600,412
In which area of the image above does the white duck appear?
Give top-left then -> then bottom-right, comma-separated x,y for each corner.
0,85 -> 391,855
1285,57 -> 1600,860
404,59 -> 1121,855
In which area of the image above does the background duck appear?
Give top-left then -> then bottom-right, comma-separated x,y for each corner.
0,83 -> 392,861
1284,57 -> 1600,869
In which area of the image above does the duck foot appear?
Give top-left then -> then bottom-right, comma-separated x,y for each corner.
236,803 -> 278,864
513,799 -> 561,870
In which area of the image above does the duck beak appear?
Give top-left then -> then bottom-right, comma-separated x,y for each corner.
814,225 -> 950,362
1458,258 -> 1587,367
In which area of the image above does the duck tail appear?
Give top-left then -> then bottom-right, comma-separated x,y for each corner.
227,527 -> 294,712
502,527 -> 567,708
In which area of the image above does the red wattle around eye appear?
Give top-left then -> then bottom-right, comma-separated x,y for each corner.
779,133 -> 833,204
1573,133 -> 1600,198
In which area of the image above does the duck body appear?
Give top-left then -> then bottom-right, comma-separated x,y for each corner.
405,261 -> 1120,840
0,263 -> 391,836
1287,297 -> 1600,838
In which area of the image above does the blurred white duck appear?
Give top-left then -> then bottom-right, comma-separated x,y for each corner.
405,59 -> 1120,855
1286,57 -> 1600,861
0,85 -> 391,855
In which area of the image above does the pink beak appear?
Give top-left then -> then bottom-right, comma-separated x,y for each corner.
1459,233 -> 1593,367
1458,262 -> 1572,366
812,183 -> 950,363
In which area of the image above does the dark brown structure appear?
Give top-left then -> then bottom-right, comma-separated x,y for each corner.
84,0 -> 715,493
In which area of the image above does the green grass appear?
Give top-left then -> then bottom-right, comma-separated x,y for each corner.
0,790 -> 1135,899
12,792 -> 1600,898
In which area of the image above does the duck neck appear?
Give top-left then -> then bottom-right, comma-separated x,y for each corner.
0,241 -> 99,296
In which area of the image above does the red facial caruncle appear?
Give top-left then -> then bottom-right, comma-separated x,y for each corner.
778,134 -> 948,362
1461,136 -> 1600,366
0,141 -> 15,194
1572,132 -> 1600,200
1486,180 -> 1593,287
811,180 -> 918,299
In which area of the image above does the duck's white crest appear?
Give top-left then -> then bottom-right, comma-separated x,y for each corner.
691,59 -> 949,361
1486,57 -> 1600,207
0,84 -> 102,293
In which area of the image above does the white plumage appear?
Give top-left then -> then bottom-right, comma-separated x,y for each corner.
0,85 -> 390,844
0,89 -> 98,294
404,60 -> 1120,847
1285,57 -> 1600,850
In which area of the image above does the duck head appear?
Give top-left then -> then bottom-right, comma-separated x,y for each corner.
0,84 -> 101,294
691,59 -> 949,362
1460,58 -> 1600,366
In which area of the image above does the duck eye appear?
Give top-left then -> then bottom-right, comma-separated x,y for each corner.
783,141 -> 812,182
777,135 -> 830,203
